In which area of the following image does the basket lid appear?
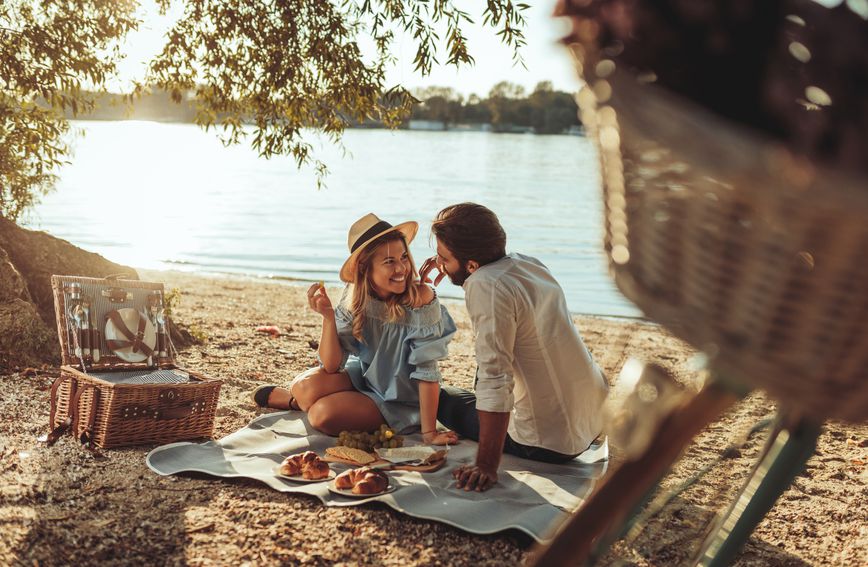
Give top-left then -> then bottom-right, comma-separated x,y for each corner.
50,275 -> 176,370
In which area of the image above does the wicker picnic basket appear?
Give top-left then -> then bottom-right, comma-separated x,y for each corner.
48,275 -> 222,448
567,52 -> 868,423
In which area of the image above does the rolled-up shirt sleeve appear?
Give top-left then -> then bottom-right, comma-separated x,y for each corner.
467,278 -> 517,413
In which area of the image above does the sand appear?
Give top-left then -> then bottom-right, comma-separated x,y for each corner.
1,270 -> 865,566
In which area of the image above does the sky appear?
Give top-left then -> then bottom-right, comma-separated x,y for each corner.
115,0 -> 582,98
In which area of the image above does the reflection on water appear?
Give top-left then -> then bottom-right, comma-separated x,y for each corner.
25,121 -> 640,317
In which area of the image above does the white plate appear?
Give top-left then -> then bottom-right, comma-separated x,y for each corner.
104,308 -> 156,363
327,479 -> 396,498
272,465 -> 335,483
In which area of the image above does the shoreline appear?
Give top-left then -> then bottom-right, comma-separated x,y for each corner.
1,269 -> 864,566
144,266 -> 649,322
67,118 -> 585,138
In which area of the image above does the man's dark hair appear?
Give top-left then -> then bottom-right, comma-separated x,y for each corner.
431,203 -> 506,266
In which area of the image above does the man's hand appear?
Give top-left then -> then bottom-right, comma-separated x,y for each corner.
419,256 -> 447,287
452,464 -> 498,492
454,410 -> 509,492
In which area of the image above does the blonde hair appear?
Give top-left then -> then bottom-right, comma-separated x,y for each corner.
345,231 -> 419,341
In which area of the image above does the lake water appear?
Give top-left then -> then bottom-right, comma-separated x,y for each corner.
25,121 -> 640,317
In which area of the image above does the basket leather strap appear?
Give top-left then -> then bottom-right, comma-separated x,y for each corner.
80,387 -> 99,449
106,310 -> 154,356
68,383 -> 101,450
69,384 -> 88,438
44,376 -> 75,446
48,375 -> 66,429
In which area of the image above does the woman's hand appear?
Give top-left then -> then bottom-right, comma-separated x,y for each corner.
307,283 -> 334,317
423,429 -> 459,446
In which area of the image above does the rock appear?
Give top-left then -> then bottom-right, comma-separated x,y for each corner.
0,217 -> 137,323
0,299 -> 56,368
0,217 -> 137,369
0,247 -> 30,302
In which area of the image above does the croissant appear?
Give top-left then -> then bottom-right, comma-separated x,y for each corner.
334,467 -> 389,494
334,468 -> 356,490
279,457 -> 302,476
280,451 -> 326,477
302,459 -> 331,480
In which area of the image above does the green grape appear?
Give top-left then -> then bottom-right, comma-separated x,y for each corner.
332,427 -> 411,452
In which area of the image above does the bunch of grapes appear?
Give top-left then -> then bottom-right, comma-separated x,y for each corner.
336,424 -> 404,452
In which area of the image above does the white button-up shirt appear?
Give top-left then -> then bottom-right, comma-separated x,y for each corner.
464,253 -> 609,455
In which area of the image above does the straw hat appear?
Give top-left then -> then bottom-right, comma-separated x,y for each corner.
339,213 -> 418,282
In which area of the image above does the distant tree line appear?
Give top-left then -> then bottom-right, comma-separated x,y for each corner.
409,81 -> 582,134
66,80 -> 582,136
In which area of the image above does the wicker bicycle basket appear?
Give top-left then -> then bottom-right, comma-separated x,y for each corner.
568,59 -> 868,423
49,275 -> 222,448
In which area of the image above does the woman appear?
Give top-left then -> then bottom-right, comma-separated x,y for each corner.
252,213 -> 459,446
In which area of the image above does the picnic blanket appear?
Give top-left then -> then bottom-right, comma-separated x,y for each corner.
146,411 -> 608,542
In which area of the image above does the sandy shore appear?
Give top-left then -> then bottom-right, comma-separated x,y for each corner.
1,269 -> 865,565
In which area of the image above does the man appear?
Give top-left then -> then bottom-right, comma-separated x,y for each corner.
420,203 -> 609,492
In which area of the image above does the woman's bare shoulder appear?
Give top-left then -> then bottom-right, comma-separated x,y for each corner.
410,282 -> 436,308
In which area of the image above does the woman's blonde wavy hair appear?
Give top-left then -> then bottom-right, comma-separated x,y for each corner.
343,230 -> 419,342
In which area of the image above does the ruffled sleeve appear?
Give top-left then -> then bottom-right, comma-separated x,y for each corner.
406,301 -> 457,382
318,305 -> 359,370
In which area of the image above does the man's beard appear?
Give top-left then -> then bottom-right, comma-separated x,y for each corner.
447,263 -> 471,286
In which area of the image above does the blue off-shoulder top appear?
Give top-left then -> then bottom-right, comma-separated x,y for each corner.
331,289 -> 457,433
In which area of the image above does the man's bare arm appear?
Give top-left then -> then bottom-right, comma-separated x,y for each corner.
453,409 -> 510,491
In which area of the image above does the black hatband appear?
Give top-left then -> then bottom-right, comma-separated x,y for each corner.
350,221 -> 394,253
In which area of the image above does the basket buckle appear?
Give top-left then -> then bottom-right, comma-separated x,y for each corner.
102,287 -> 133,303
160,389 -> 179,401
